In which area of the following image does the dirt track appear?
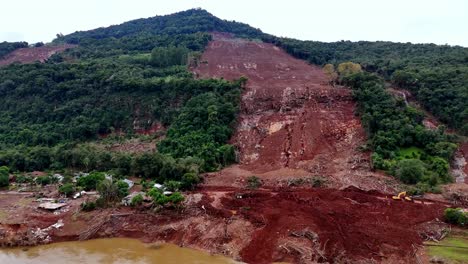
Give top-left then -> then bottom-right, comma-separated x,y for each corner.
194,33 -> 398,191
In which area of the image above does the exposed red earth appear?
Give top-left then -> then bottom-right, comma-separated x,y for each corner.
194,33 -> 399,192
0,44 -> 75,66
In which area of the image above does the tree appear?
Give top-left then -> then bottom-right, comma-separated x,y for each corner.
97,179 -> 120,206
59,183 -> 75,197
130,194 -> 144,207
444,208 -> 467,226
337,62 -> 362,78
323,64 -> 338,85
0,166 -> 9,187
116,180 -> 129,198
77,172 -> 105,191
394,159 -> 427,184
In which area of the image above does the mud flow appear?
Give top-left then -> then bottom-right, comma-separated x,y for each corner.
194,33 -> 397,191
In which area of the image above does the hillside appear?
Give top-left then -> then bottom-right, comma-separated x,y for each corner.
0,8 -> 466,264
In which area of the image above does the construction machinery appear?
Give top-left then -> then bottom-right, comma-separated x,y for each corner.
392,191 -> 412,201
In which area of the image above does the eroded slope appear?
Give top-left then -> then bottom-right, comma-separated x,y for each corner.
194,34 -> 396,190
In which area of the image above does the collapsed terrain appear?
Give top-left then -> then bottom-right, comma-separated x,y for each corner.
0,44 -> 74,66
195,33 -> 399,192
0,34 -> 463,264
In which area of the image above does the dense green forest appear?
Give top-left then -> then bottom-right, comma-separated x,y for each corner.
0,41 -> 28,59
0,9 -> 261,188
265,38 -> 468,134
343,72 -> 457,192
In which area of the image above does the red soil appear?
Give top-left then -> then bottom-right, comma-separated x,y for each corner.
194,33 -> 398,191
0,44 -> 75,66
220,187 -> 446,263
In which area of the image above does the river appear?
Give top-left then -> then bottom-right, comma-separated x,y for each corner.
0,238 -> 239,264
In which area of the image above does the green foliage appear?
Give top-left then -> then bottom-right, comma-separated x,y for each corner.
181,172 -> 200,190
59,183 -> 75,197
247,176 -> 262,189
96,179 -> 120,206
158,86 -> 242,171
77,172 -> 105,191
444,208 -> 467,226
130,194 -> 144,207
0,166 -> 9,187
164,180 -> 182,192
168,192 -> 184,206
150,46 -> 189,67
147,188 -> 184,208
81,201 -> 96,211
55,9 -> 264,45
116,180 -> 129,198
16,175 -> 32,184
35,175 -> 51,186
394,159 -> 427,184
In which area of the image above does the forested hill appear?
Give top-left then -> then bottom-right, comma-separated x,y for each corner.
55,8 -> 265,44
0,8 -> 465,192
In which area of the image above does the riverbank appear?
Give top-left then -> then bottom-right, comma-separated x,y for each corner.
0,185 -> 452,263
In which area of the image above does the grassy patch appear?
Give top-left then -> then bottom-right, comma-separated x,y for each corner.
426,230 -> 468,263
397,146 -> 424,159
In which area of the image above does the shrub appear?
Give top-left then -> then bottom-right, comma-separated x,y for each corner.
81,201 -> 96,211
168,192 -> 184,206
116,180 -> 129,198
77,172 -> 105,191
0,166 -> 9,187
148,188 -> 169,206
59,183 -> 75,197
36,176 -> 52,186
247,176 -> 262,189
16,175 -> 32,184
394,159 -> 426,184
97,179 -> 120,206
444,208 -> 467,226
164,180 -> 182,192
130,194 -> 144,207
181,172 -> 200,190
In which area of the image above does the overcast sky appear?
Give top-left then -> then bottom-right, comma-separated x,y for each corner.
1,0 -> 467,46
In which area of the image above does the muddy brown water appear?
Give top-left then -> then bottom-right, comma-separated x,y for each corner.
0,238 -> 238,264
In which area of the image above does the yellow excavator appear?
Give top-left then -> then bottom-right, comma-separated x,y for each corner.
392,191 -> 412,201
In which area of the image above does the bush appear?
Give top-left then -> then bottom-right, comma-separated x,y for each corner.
394,159 -> 426,184
36,175 -> 52,186
97,179 -> 120,206
181,172 -> 200,190
168,192 -> 184,207
116,180 -> 129,198
130,194 -> 144,207
164,180 -> 182,191
247,176 -> 262,189
0,166 -> 9,187
16,175 -> 32,184
59,183 -> 75,197
444,208 -> 467,226
81,201 -> 96,211
77,172 -> 105,191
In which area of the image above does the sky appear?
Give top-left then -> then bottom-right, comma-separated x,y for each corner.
1,0 -> 467,46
